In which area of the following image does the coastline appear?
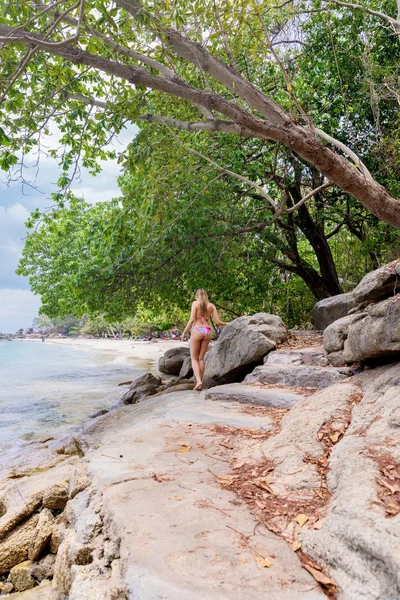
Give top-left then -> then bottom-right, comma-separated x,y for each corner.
21,337 -> 186,370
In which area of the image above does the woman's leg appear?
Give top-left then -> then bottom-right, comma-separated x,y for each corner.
190,330 -> 203,389
199,337 -> 210,382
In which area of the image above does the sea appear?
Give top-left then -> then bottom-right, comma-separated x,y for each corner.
0,339 -> 149,458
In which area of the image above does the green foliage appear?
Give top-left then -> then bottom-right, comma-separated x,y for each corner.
6,0 -> 400,326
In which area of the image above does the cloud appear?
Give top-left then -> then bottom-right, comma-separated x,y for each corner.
0,289 -> 41,334
0,203 -> 31,289
0,123 -> 138,331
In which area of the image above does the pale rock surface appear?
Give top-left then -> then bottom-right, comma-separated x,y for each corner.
264,348 -> 329,367
261,382 -> 360,493
203,313 -> 288,388
300,362 -> 400,599
244,364 -> 347,389
6,582 -> 55,599
311,293 -> 353,330
0,515 -> 39,575
29,508 -> 55,561
205,383 -> 305,408
59,392 -> 324,599
9,560 -> 35,592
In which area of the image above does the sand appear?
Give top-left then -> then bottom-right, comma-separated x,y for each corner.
43,337 -> 188,368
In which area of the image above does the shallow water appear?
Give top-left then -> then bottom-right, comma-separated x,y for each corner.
0,340 -> 148,454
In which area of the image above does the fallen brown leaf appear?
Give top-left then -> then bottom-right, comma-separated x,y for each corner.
291,540 -> 302,551
219,438 -> 234,449
303,564 -> 335,586
179,444 -> 192,452
295,514 -> 309,527
153,472 -> 171,483
252,551 -> 272,568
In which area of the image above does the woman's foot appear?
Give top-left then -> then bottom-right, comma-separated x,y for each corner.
194,382 -> 203,391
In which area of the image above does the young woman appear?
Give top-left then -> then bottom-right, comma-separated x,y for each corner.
181,289 -> 228,390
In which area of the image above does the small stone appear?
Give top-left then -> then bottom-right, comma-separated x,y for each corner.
29,508 -> 55,561
43,483 -> 69,509
9,560 -> 35,592
1,582 -> 13,594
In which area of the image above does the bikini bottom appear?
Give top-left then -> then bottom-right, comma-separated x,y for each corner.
195,327 -> 211,335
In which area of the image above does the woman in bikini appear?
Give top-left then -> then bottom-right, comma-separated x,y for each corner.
181,289 -> 228,390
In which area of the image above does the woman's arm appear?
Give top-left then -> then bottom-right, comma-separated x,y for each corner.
181,302 -> 197,341
212,304 -> 228,327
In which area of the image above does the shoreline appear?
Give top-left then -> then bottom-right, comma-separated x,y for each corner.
16,337 -> 186,369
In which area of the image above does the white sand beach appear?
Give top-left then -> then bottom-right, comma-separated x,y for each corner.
44,337 -> 187,369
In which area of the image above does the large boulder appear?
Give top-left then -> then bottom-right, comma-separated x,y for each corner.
323,313 -> 365,366
351,259 -> 400,307
324,297 -> 400,364
203,313 -> 288,388
311,293 -> 353,331
158,347 -> 190,375
343,297 -> 400,363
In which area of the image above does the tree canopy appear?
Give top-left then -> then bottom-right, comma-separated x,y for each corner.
2,0 -> 400,324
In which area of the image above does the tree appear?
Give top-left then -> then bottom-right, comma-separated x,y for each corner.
0,0 -> 400,228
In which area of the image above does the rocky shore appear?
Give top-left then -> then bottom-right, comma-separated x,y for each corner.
1,262 -> 400,599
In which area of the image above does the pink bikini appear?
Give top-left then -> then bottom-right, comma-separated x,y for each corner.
195,316 -> 211,336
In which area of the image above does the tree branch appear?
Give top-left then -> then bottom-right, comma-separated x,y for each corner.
322,0 -> 400,34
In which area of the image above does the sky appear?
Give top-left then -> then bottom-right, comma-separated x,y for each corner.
0,128 -> 136,334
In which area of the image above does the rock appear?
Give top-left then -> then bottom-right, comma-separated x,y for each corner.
42,483 -> 69,510
0,492 -> 42,542
1,582 -> 14,594
122,373 -> 162,404
203,313 -> 288,388
128,373 -> 161,390
6,582 -> 54,599
50,516 -> 66,554
68,462 -> 91,500
179,355 -> 193,379
343,297 -> 400,363
351,259 -> 400,306
158,347 -> 191,375
265,348 -> 329,367
9,561 -> 35,592
89,409 -> 108,419
29,509 -> 55,561
0,498 -> 6,518
323,313 -> 365,354
205,383 -> 305,408
311,293 -> 353,330
299,362 -> 400,598
29,553 -> 56,582
326,350 -> 346,367
122,383 -> 159,405
0,514 -> 39,575
244,364 -> 348,389
152,382 -> 195,397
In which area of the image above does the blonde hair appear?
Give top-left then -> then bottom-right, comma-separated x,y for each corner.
195,288 -> 209,316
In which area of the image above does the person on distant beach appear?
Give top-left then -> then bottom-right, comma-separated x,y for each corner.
181,289 -> 228,391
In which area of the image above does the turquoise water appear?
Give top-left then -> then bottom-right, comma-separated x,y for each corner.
0,340 -> 147,451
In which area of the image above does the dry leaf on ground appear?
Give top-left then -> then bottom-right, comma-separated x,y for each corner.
252,551 -> 272,568
295,514 -> 309,527
303,564 -> 335,586
291,540 -> 302,551
179,444 -> 192,452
